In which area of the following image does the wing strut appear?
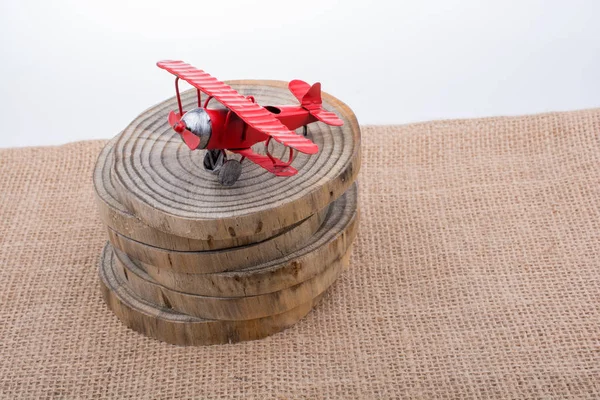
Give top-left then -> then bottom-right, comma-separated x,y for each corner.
230,148 -> 298,177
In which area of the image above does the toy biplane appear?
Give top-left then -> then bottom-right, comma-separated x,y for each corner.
157,60 -> 344,186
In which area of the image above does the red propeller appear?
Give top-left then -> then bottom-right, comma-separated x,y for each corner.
168,111 -> 201,150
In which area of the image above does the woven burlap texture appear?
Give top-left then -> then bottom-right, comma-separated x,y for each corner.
2,109 -> 600,399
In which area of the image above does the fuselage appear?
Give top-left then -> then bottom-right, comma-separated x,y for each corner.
203,105 -> 318,150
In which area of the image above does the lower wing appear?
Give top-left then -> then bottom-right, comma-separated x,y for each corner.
231,148 -> 298,177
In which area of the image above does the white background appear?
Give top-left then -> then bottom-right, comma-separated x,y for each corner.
1,0 -> 599,148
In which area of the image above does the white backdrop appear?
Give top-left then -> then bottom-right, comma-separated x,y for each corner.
1,0 -> 599,148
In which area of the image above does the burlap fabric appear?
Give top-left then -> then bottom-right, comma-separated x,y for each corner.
2,109 -> 600,398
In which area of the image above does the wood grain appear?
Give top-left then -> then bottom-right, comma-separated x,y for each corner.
116,185 -> 358,297
107,205 -> 328,274
113,242 -> 350,321
94,137 -> 298,251
99,244 -> 324,345
112,80 -> 361,241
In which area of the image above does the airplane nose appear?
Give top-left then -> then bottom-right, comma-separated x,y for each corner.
173,121 -> 186,134
180,107 -> 212,149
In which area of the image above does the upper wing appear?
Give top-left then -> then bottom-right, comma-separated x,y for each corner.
157,60 -> 318,154
231,148 -> 298,177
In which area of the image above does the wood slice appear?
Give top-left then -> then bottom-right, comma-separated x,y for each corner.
118,184 -> 358,297
112,80 -> 361,241
99,244 -> 324,345
94,136 -> 298,251
113,242 -> 350,321
107,205 -> 328,274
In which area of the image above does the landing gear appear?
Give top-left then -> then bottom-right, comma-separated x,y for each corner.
204,150 -> 243,186
218,159 -> 243,186
203,150 -> 225,174
302,125 -> 308,137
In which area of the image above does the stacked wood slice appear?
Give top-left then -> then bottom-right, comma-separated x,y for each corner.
94,81 -> 361,345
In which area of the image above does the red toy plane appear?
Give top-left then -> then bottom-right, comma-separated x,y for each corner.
157,60 -> 344,186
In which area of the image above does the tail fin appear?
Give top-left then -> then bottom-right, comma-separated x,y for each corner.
301,82 -> 322,108
288,80 -> 344,126
289,79 -> 312,103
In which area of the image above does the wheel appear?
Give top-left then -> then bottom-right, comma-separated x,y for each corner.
203,150 -> 224,174
302,125 -> 308,137
218,159 -> 243,186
